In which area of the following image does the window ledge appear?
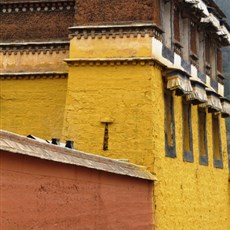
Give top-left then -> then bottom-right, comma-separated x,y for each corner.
199,155 -> 208,166
174,40 -> 183,56
205,63 -> 211,76
214,159 -> 223,169
217,71 -> 224,84
183,150 -> 194,163
190,53 -> 199,68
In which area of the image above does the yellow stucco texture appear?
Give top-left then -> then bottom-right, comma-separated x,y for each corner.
0,52 -> 68,73
69,36 -> 152,58
63,61 -> 230,230
62,64 -> 156,167
153,95 -> 230,230
1,33 -> 229,229
0,77 -> 67,139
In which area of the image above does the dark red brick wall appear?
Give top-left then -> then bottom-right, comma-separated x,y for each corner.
1,0 -> 52,2
75,0 -> 161,25
0,151 -> 154,229
0,9 -> 74,42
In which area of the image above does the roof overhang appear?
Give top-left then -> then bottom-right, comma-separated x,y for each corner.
163,69 -> 193,96
220,97 -> 230,118
186,79 -> 208,105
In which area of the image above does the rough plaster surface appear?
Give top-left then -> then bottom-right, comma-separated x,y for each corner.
0,10 -> 74,42
0,78 -> 67,139
0,51 -> 69,73
0,151 -> 154,230
1,5 -> 230,229
75,0 -> 158,25
63,35 -> 230,229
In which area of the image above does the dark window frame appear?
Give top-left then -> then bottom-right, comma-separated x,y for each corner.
182,98 -> 194,162
173,3 -> 183,56
212,114 -> 223,168
217,48 -> 223,74
198,108 -> 208,166
173,4 -> 180,43
190,21 -> 197,55
164,89 -> 176,158
205,34 -> 212,76
190,20 -> 199,67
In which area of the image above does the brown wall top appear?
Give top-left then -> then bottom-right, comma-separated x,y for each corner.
0,0 -> 74,3
75,0 -> 158,26
0,1 -> 75,42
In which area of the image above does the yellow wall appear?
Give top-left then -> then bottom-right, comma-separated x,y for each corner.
62,64 -> 156,167
63,36 -> 230,230
0,51 -> 68,73
0,77 -> 67,139
1,35 -> 229,230
153,95 -> 230,230
70,36 -> 152,58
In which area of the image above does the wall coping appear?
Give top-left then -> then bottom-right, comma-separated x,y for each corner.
0,130 -> 156,181
0,0 -> 75,13
0,72 -> 68,80
69,23 -> 164,41
64,57 -> 158,67
0,41 -> 69,55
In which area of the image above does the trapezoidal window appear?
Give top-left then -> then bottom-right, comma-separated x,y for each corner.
182,98 -> 193,162
212,114 -> 223,168
198,108 -> 208,165
164,89 -> 176,158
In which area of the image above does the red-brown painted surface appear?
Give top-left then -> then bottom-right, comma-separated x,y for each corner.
0,9 -> 74,42
75,0 -> 161,26
0,151 -> 154,230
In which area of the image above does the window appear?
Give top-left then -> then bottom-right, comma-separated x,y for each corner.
198,31 -> 205,73
216,48 -> 224,84
174,6 -> 180,43
210,43 -> 217,80
173,4 -> 183,56
212,114 -> 223,168
190,21 -> 198,67
182,98 -> 193,162
164,89 -> 176,158
198,108 -> 208,165
181,17 -> 189,61
217,48 -> 222,74
190,22 -> 197,54
205,35 -> 211,75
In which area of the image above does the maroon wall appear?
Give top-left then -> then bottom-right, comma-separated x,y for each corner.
75,0 -> 160,25
0,151 -> 154,229
0,9 -> 74,42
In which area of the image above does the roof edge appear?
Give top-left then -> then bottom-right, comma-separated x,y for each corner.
0,130 -> 156,181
